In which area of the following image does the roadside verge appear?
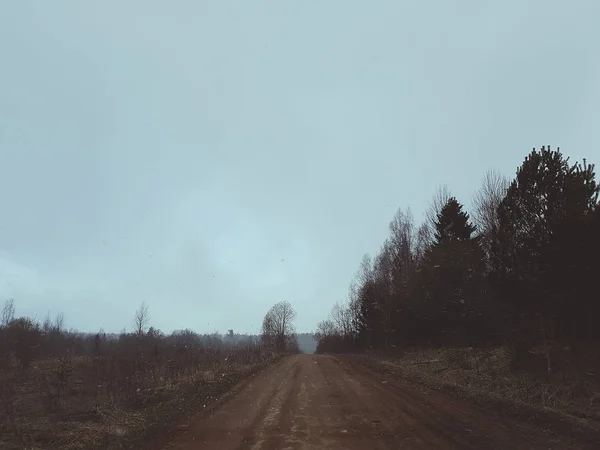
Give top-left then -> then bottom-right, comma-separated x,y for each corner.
337,350 -> 600,446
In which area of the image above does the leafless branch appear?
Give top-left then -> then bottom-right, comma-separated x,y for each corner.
1,298 -> 15,327
133,301 -> 151,338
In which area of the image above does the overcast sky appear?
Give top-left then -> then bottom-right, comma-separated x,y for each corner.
1,1 -> 599,334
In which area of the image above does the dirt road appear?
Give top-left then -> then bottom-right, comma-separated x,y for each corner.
161,354 -> 592,449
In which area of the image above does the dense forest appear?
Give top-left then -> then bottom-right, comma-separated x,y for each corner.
314,146 -> 599,371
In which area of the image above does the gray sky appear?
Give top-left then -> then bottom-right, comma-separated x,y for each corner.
1,1 -> 599,334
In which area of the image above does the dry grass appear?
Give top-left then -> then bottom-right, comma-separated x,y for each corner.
0,347 -> 279,450
359,345 -> 600,437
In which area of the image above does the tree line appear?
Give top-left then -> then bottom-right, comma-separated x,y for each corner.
315,146 -> 600,366
0,298 -> 300,372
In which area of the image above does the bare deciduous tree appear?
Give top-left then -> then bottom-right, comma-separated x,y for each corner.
133,301 -> 151,337
42,312 -> 53,333
357,254 -> 373,286
42,312 -> 65,334
1,299 -> 15,327
314,319 -> 335,341
413,222 -> 431,265
314,298 -> 358,353
372,242 -> 395,347
472,169 -> 509,263
261,301 -> 297,352
54,313 -> 64,334
330,301 -> 354,340
389,208 -> 416,283
472,169 -> 509,235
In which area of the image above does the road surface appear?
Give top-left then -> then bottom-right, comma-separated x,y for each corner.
161,354 -> 591,449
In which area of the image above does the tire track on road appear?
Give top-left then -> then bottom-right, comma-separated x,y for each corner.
161,354 -> 594,450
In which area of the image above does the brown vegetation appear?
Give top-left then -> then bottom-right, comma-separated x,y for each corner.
0,300 -> 297,450
356,346 -> 600,440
